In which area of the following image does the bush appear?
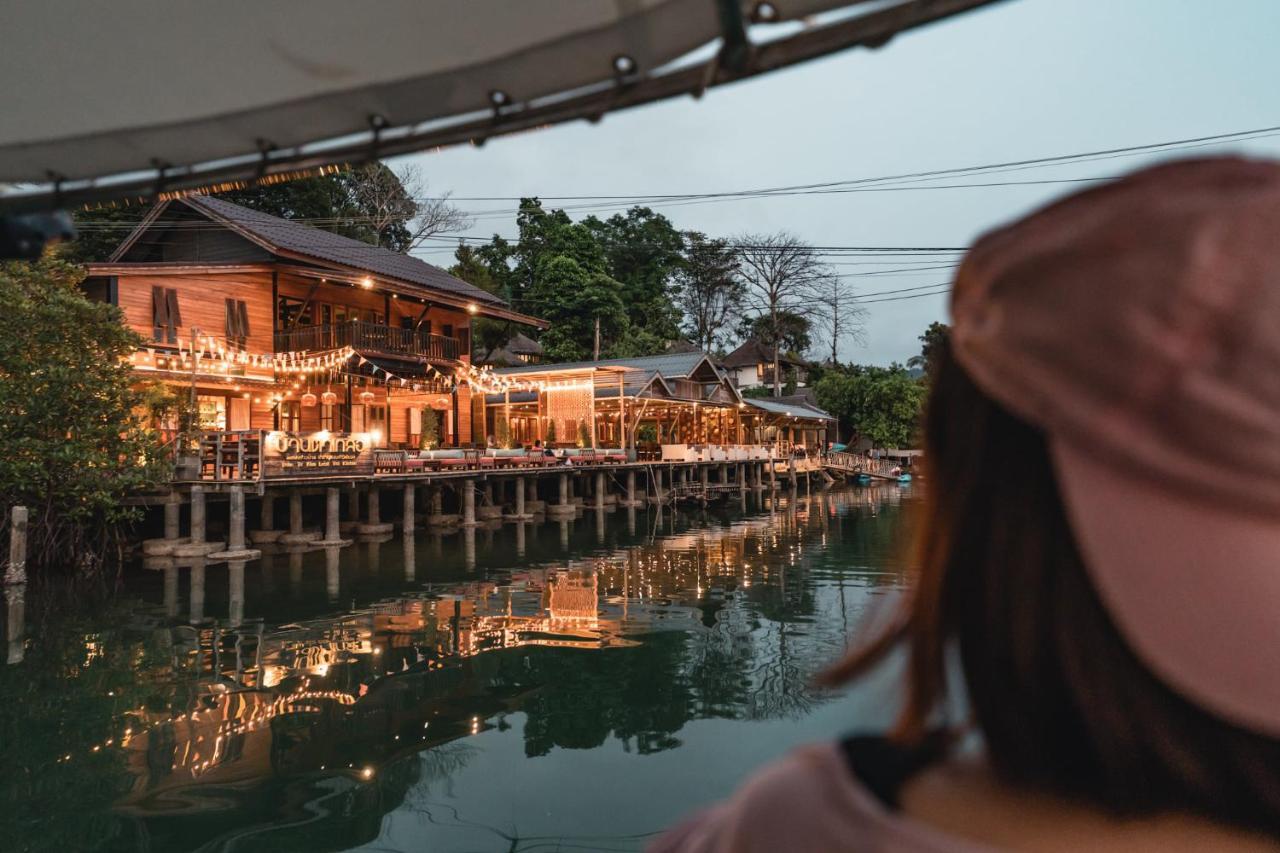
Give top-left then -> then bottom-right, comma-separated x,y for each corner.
0,257 -> 167,573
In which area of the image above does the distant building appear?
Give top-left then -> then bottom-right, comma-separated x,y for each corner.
477,332 -> 544,366
721,339 -> 810,391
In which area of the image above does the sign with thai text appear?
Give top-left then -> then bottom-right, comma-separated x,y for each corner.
270,433 -> 367,471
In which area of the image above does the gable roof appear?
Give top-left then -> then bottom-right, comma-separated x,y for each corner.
106,195 -> 551,326
494,351 -> 715,379
745,397 -> 834,421
722,339 -> 807,369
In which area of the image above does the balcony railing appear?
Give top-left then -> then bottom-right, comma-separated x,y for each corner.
274,321 -> 461,361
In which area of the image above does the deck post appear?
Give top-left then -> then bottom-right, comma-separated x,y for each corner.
719,463 -> 728,485
701,465 -> 710,491
259,491 -> 274,531
164,492 -> 181,541
738,463 -> 747,497
462,479 -> 478,527
290,490 -> 303,535
549,471 -> 575,518
5,506 -> 27,586
432,487 -> 444,515
315,486 -> 351,547
191,485 -> 207,544
484,481 -> 495,507
210,486 -> 261,561
403,483 -> 416,534
367,488 -> 381,525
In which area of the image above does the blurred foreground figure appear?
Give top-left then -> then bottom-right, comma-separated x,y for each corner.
652,158 -> 1280,852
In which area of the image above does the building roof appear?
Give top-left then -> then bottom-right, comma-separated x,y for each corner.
494,351 -> 713,379
721,339 -> 807,369
171,195 -> 506,306
745,397 -> 834,421
506,332 -> 544,355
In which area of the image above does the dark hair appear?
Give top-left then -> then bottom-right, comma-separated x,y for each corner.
827,342 -> 1280,834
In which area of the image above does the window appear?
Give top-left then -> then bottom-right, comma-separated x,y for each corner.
196,395 -> 226,430
367,405 -> 388,443
320,402 -> 347,432
278,400 -> 301,433
152,286 -> 181,343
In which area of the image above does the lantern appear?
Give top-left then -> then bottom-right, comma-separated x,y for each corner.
359,390 -> 375,405
300,391 -> 318,407
320,390 -> 338,406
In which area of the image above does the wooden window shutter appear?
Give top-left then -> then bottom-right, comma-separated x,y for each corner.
238,300 -> 249,340
224,298 -> 236,340
165,288 -> 182,343
151,286 -> 168,341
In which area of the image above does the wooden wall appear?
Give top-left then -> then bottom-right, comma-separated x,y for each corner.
117,269 -> 275,353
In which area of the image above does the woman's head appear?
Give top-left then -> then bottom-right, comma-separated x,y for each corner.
831,158 -> 1280,831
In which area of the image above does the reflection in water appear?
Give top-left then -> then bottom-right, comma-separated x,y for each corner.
0,485 -> 915,853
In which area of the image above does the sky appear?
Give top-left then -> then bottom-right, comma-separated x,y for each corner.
391,0 -> 1280,365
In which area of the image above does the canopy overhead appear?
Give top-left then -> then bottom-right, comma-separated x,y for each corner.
0,0 -> 1003,211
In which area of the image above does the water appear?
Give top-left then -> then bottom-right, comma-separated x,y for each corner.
1,485 -> 919,853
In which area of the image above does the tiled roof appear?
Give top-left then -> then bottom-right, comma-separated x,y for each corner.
745,397 -> 834,421
722,339 -> 806,368
494,351 -> 713,378
180,195 -> 506,306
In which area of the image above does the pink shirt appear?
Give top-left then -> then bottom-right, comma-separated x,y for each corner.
649,742 -> 997,853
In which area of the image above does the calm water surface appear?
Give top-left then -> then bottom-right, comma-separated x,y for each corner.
1,485 -> 919,852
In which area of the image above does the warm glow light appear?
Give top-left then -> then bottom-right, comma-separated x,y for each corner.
360,766 -> 375,780
360,276 -> 374,289
467,303 -> 478,315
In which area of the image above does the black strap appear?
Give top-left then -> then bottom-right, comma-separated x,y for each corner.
839,731 -> 950,810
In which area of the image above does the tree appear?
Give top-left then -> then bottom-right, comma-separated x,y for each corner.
676,232 -> 743,352
812,276 -> 867,365
583,207 -> 685,351
907,321 -> 950,377
0,258 -> 166,572
450,244 -> 510,360
349,162 -> 473,251
527,256 -> 628,362
735,232 -> 830,396
814,365 -> 926,448
739,310 -> 812,358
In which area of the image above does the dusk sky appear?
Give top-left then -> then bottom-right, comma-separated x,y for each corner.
392,0 -> 1280,365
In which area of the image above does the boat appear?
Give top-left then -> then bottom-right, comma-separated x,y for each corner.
897,473 -> 913,483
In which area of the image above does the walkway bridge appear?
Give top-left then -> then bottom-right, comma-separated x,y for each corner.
822,451 -> 908,482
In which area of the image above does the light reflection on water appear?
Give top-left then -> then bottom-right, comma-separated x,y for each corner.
0,484 -> 918,853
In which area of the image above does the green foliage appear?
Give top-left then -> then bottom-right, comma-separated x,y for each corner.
740,386 -> 774,399
62,205 -> 151,265
676,232 -> 743,352
907,321 -> 950,377
546,420 -> 558,445
419,408 -> 440,450
583,207 -> 684,344
814,364 -> 927,449
528,255 -> 629,362
577,420 -> 592,448
739,310 -> 812,357
451,244 -> 510,359
635,423 -> 658,444
0,258 -> 166,572
495,416 -> 512,450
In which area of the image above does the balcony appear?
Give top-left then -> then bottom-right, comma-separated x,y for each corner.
274,321 -> 461,361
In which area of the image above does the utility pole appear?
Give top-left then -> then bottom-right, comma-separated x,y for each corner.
593,316 -> 601,361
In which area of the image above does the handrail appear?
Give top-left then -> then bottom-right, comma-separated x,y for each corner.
273,321 -> 460,361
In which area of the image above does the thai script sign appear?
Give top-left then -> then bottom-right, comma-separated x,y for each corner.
270,433 -> 366,471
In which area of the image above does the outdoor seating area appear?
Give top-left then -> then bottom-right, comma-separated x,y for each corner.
370,445 -> 631,475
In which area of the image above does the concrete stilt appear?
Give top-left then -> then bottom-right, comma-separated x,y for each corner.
507,476 -> 533,520
738,463 -> 747,498
620,469 -> 641,508
549,472 -> 575,518
719,463 -> 728,485
209,485 -> 261,561
280,489 -> 320,544
461,479 -> 479,527
340,487 -> 360,534
145,491 -> 190,555
174,485 -> 224,556
701,465 -> 710,491
250,491 -> 282,544
426,486 -> 459,529
402,484 -> 416,534
358,486 -> 394,535
316,486 -> 352,546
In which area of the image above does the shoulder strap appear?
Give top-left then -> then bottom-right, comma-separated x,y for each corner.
839,731 -> 949,810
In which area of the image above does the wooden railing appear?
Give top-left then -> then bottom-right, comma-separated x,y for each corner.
196,430 -> 264,481
274,321 -> 461,361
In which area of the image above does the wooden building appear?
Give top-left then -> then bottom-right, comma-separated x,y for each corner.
84,195 -> 545,449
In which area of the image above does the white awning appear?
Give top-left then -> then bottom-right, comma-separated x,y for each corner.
0,0 -> 1001,209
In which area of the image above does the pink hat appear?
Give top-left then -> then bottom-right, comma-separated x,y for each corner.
950,157 -> 1280,737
